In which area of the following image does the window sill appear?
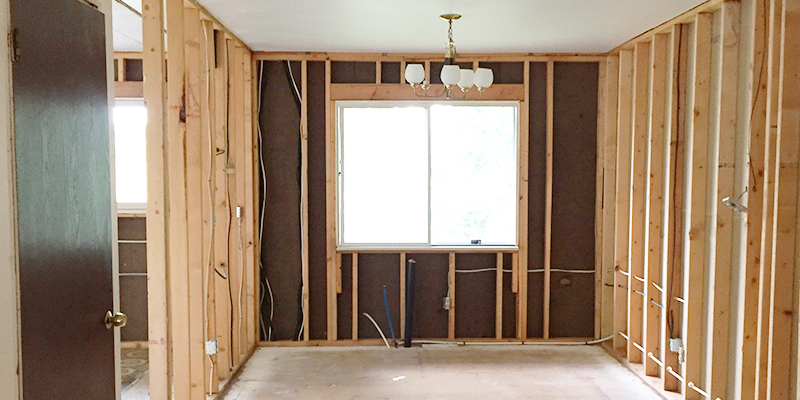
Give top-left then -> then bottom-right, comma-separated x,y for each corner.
336,245 -> 519,253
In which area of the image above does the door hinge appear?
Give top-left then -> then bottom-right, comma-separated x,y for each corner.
9,28 -> 19,62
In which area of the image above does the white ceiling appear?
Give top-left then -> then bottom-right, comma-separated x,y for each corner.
113,0 -> 707,54
112,0 -> 143,52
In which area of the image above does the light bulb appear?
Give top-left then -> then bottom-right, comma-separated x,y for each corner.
440,65 -> 461,86
458,69 -> 474,90
404,64 -> 425,84
474,67 -> 494,89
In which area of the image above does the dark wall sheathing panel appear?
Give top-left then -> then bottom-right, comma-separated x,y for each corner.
260,61 -> 303,341
357,254 -> 400,339
502,253 -> 516,338
381,62 -> 401,84
120,276 -> 148,341
307,61 -> 328,340
124,58 -> 143,81
454,253 -> 496,338
118,217 -> 146,240
478,62 -> 524,84
527,62 -> 547,338
119,243 -> 146,274
549,62 -> 598,338
331,61 -> 376,83
408,253 -> 449,338
338,254 -> 353,339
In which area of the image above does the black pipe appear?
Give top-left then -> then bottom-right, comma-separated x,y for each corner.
404,259 -> 416,348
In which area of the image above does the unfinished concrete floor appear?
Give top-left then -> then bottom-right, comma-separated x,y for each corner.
222,345 -> 663,400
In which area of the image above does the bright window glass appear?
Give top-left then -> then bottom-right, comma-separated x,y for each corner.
113,99 -> 147,205
338,101 -> 518,248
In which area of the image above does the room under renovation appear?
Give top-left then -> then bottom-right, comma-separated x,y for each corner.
3,0 -> 800,399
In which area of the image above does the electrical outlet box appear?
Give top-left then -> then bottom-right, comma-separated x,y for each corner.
205,339 -> 219,355
443,296 -> 451,310
669,338 -> 683,354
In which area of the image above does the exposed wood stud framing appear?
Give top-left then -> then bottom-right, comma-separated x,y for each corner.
543,60 -> 554,340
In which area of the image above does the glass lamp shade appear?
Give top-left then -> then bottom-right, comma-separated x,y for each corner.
440,65 -> 461,86
458,69 -> 474,89
405,64 -> 425,84
474,67 -> 494,89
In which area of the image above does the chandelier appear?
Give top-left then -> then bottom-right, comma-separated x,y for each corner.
404,14 -> 494,98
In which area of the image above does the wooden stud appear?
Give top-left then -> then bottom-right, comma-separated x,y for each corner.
595,58 -> 606,340
512,249 -> 519,294
628,41 -> 650,366
662,23 -> 689,394
614,49 -> 634,352
301,60 -> 310,342
424,60 -> 431,84
707,3 -> 739,398
165,0 -> 191,396
739,0 -> 768,398
253,52 -> 606,63
683,13 -> 713,400
213,31 -> 232,378
644,33 -> 669,377
141,0 -> 169,396
182,7 -> 207,398
766,1 -> 800,398
325,60 -> 338,341
601,55 -> 620,339
543,61 -> 554,340
449,252 -> 456,340
496,253 -> 503,339
519,60 -> 530,341
228,38 -> 244,367
375,61 -> 381,84
400,252 -> 406,338
352,253 -> 359,340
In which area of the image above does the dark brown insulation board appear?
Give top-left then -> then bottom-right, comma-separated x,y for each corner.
124,58 -> 143,81
337,253 -> 353,339
357,254 -> 400,340
407,253 -> 449,339
429,62 -> 474,84
549,62 -> 598,338
502,253 -> 517,338
454,253 -> 496,338
260,60 -> 303,340
527,62 -> 547,338
118,216 -> 146,240
381,62 -> 401,84
120,276 -> 148,341
307,61 -> 328,340
119,243 -> 147,274
331,61 -> 376,83
478,62 -> 524,84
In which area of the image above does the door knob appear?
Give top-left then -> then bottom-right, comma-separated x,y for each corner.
104,311 -> 127,329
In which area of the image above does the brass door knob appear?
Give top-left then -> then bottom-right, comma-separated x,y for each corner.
104,311 -> 127,329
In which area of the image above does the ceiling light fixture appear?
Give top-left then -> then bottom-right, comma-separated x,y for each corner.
404,14 -> 494,99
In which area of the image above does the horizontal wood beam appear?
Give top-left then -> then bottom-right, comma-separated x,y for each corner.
329,84 -> 524,101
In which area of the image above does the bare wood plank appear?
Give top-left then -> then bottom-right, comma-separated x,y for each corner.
449,252 -> 456,340
301,60 -> 310,342
212,31 -> 232,378
644,33 -> 669,377
400,252 -> 406,338
182,7 -> 208,398
352,253 -> 359,340
601,55 -> 620,339
628,41 -> 651,365
242,48 -> 257,350
329,84 -> 525,101
227,37 -> 243,367
595,58 -> 606,340
141,0 -> 169,396
766,1 -> 800,397
375,61 -> 381,84
519,60 -> 530,341
683,13 -> 713,400
707,3 -> 739,398
614,49 -> 634,352
739,0 -> 768,397
424,60 -> 431,84
544,61 -> 554,340
114,81 -> 144,98
325,60 -> 338,341
165,0 -> 191,396
496,253 -> 503,339
253,51 -> 607,63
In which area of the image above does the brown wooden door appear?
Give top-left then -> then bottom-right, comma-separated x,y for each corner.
11,0 -> 116,398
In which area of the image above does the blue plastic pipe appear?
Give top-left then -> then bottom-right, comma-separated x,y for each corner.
382,286 -> 397,346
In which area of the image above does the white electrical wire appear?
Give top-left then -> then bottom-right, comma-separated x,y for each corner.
454,268 -> 595,274
362,313 -> 391,349
398,335 -> 613,347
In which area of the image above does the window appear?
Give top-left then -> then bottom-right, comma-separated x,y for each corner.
113,98 -> 147,211
337,101 -> 518,248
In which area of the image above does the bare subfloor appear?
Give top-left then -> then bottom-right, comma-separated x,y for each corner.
222,345 -> 663,400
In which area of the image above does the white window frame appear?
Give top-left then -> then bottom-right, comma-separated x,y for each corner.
114,97 -> 147,214
336,100 -> 520,251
